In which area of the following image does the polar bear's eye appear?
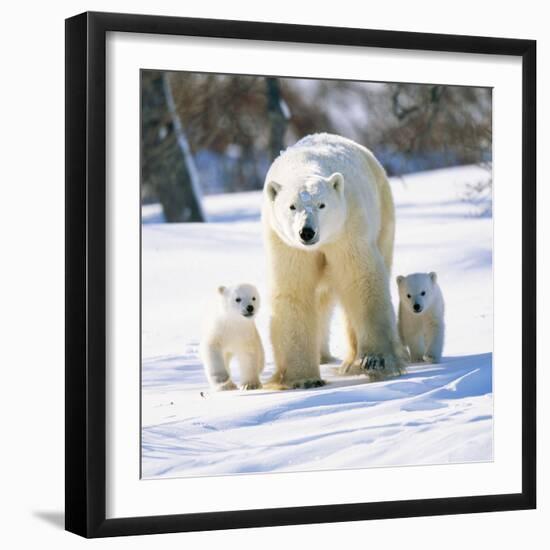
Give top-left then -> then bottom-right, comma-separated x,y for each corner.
252,297 -> 256,301
407,294 -> 411,299
235,298 -> 241,303
289,204 -> 296,210
421,291 -> 426,296
319,203 -> 326,209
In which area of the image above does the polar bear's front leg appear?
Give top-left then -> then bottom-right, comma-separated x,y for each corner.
407,334 -> 425,363
266,232 -> 325,389
335,250 -> 404,380
423,319 -> 444,363
271,292 -> 324,388
237,350 -> 264,390
202,346 -> 237,391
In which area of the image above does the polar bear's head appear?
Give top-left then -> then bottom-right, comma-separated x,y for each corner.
396,272 -> 437,314
265,172 -> 347,250
218,283 -> 260,319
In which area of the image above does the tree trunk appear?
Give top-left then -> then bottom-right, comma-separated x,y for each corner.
141,71 -> 205,223
265,77 -> 289,161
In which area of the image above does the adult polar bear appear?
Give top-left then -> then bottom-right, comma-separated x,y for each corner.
262,133 -> 404,388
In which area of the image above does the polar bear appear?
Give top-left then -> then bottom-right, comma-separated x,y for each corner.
262,133 -> 404,388
396,272 -> 445,363
200,284 -> 265,391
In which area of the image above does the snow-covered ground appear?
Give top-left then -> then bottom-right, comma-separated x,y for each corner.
141,165 -> 493,479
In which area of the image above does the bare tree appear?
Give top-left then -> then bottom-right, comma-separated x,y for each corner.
147,72 -> 492,193
141,70 -> 205,222
379,83 -> 492,164
265,77 -> 290,161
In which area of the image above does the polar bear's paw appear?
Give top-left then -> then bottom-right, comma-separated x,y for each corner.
291,378 -> 326,389
241,381 -> 263,390
217,379 -> 238,391
359,354 -> 405,380
422,353 -> 439,364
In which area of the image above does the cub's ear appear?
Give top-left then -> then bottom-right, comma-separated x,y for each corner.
396,275 -> 405,286
217,285 -> 227,295
266,181 -> 282,202
328,172 -> 344,194
429,272 -> 437,283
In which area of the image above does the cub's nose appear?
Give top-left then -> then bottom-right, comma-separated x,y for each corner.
246,305 -> 254,313
299,226 -> 316,243
413,303 -> 422,313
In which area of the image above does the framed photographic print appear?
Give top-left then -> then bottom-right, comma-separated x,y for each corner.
65,11 -> 536,538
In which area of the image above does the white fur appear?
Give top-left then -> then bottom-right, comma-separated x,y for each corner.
262,133 -> 404,388
200,284 -> 265,391
396,272 -> 445,363
265,170 -> 346,251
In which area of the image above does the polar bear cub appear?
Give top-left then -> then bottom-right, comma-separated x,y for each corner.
396,272 -> 445,364
200,283 -> 265,391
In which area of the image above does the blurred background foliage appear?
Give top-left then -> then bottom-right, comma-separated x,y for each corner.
141,70 -> 491,222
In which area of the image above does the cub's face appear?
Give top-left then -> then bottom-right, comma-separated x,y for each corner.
218,284 -> 260,319
265,172 -> 347,250
397,272 -> 437,314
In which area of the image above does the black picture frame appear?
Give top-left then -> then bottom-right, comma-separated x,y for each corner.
65,11 -> 536,538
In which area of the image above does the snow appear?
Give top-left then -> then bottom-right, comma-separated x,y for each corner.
141,164 -> 493,479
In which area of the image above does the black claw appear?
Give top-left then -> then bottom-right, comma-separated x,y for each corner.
362,355 -> 386,371
293,379 -> 326,389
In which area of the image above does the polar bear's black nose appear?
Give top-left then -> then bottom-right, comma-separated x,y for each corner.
246,305 -> 254,313
299,226 -> 316,243
413,303 -> 422,312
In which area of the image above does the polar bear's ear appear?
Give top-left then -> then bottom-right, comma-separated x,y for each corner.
429,272 -> 437,284
396,275 -> 404,286
217,285 -> 227,295
266,181 -> 282,202
328,172 -> 344,194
